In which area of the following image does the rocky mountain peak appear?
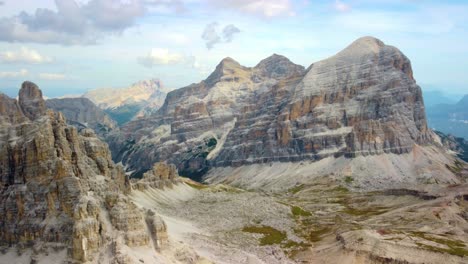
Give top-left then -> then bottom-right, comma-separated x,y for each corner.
18,81 -> 46,120
346,36 -> 385,51
110,36 -> 436,180
205,57 -> 247,86
130,78 -> 163,91
254,53 -> 305,79
335,36 -> 388,58
328,36 -> 414,81
219,56 -> 241,67
213,57 -> 243,74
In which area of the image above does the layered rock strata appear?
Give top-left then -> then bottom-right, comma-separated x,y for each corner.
0,82 -> 168,263
109,37 -> 433,179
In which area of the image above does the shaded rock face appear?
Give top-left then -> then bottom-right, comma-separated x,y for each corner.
435,131 -> 468,162
46,97 -> 118,138
109,37 -> 432,179
18,81 -> 46,120
0,83 -> 168,263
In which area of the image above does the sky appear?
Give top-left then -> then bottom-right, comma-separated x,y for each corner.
0,0 -> 467,98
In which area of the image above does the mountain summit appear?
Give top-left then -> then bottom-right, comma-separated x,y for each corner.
83,78 -> 169,124
107,36 -> 457,189
254,53 -> 305,79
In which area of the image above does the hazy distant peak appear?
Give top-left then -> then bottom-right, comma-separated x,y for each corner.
83,78 -> 167,109
130,78 -> 163,90
457,94 -> 468,106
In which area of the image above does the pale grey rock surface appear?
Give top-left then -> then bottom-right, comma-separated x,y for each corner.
83,79 -> 170,124
108,37 -> 437,183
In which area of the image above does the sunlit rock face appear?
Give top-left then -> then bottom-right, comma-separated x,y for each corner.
109,37 -> 431,178
0,82 -> 168,263
83,79 -> 169,125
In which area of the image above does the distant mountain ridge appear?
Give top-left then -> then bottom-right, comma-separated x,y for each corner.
46,97 -> 117,138
426,94 -> 468,139
422,90 -> 458,107
83,79 -> 170,125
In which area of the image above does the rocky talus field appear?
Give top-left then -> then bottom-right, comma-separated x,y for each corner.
0,36 -> 467,264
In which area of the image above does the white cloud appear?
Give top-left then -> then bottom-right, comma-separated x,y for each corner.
0,47 -> 52,64
144,0 -> 186,13
0,0 -> 147,45
38,73 -> 68,80
223,24 -> 241,42
137,48 -> 193,67
201,22 -> 221,49
0,69 -> 28,78
206,0 -> 295,18
334,0 -> 351,12
201,22 -> 241,49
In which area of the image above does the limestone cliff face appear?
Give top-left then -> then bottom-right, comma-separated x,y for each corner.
46,97 -> 118,138
0,83 -> 168,263
130,162 -> 180,191
109,37 -> 432,178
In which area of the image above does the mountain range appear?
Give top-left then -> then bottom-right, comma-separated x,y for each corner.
427,95 -> 468,139
108,37 -> 445,188
1,37 -> 467,264
83,79 -> 170,125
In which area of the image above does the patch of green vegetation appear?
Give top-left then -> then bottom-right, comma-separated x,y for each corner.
242,225 -> 287,245
446,163 -> 463,174
344,176 -> 354,183
307,227 -> 331,242
411,232 -> 466,247
411,231 -> 468,257
291,206 -> 312,217
416,242 -> 468,257
289,184 -> 305,194
330,186 -> 350,193
185,182 -> 208,190
206,137 -> 217,148
281,240 -> 311,259
445,159 -> 466,175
